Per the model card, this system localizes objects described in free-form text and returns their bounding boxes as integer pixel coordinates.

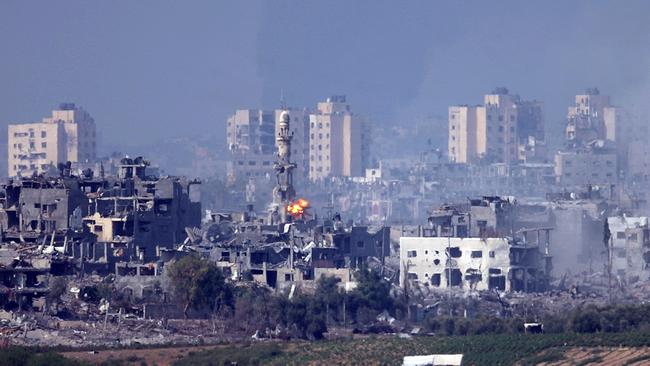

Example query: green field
[173,331,650,366]
[4,331,650,365]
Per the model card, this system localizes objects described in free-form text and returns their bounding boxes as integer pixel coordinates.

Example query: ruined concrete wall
[608,216,650,282]
[19,188,70,231]
[399,237,511,292]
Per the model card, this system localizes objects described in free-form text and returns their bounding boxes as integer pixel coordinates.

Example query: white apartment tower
[8,103,96,177]
[309,96,369,181]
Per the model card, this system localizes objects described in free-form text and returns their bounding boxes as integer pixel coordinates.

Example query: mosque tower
[270,111,297,223]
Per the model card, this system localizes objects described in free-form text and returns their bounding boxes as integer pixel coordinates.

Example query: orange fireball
[287,198,310,218]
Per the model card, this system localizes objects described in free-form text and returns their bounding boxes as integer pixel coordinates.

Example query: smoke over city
[1,2,650,365]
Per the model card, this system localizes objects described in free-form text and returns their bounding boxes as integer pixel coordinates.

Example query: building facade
[8,103,96,177]
[227,108,311,182]
[554,89,623,187]
[400,197,552,293]
[226,109,276,181]
[566,88,620,147]
[309,96,369,181]
[448,88,544,165]
[607,216,650,283]
[554,150,617,186]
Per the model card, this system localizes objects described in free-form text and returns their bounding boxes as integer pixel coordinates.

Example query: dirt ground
[539,347,650,365]
[62,345,222,366]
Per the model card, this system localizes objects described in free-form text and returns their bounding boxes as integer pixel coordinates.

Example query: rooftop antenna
[280,88,286,109]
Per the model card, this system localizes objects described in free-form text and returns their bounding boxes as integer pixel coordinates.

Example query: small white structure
[403,354,463,366]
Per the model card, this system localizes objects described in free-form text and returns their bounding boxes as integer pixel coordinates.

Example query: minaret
[270,111,297,223]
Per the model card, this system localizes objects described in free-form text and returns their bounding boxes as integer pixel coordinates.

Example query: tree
[46,277,68,312]
[167,255,231,318]
[315,275,344,323]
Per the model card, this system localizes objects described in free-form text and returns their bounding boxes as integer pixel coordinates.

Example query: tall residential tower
[8,103,96,177]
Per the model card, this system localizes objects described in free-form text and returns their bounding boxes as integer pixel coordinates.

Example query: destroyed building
[200,208,390,290]
[0,154,201,308]
[81,157,201,271]
[607,215,650,283]
[400,196,552,292]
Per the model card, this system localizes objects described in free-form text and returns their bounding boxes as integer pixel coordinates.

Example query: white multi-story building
[399,236,549,293]
[8,103,96,177]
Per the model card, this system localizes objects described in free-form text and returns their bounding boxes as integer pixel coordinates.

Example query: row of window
[237,161,272,166]
[311,122,330,129]
[310,133,330,139]
[13,164,50,171]
[406,249,496,259]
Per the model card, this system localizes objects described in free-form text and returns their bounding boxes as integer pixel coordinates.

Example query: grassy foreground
[3,331,650,365]
[173,331,650,366]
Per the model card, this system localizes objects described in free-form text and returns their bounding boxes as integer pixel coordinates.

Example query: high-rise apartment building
[566,88,621,147]
[308,96,369,181]
[448,88,544,165]
[8,103,96,177]
[554,89,623,186]
[226,109,276,180]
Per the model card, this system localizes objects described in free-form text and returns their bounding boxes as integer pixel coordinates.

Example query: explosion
[287,198,310,218]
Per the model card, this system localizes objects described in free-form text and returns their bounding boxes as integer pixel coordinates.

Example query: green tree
[167,255,231,318]
[315,275,344,323]
[46,276,68,312]
[347,268,394,324]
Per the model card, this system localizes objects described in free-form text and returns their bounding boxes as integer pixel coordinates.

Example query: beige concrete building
[448,105,481,163]
[555,89,624,187]
[566,88,621,147]
[448,88,544,164]
[226,109,276,181]
[8,103,96,177]
[554,150,617,186]
[309,96,369,181]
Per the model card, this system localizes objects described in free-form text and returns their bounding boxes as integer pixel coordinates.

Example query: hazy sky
[1,0,649,149]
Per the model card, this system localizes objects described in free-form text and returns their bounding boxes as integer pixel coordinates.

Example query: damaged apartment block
[400,196,552,293]
[0,157,200,310]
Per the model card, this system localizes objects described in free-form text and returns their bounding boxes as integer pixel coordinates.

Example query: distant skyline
[1,0,649,150]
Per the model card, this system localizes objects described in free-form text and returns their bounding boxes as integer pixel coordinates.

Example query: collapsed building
[198,205,390,290]
[400,196,552,293]
[82,157,201,271]
[0,157,201,309]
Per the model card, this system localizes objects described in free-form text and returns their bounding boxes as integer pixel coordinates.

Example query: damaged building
[607,216,650,283]
[0,156,201,296]
[82,157,201,270]
[199,210,390,290]
[400,196,552,292]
